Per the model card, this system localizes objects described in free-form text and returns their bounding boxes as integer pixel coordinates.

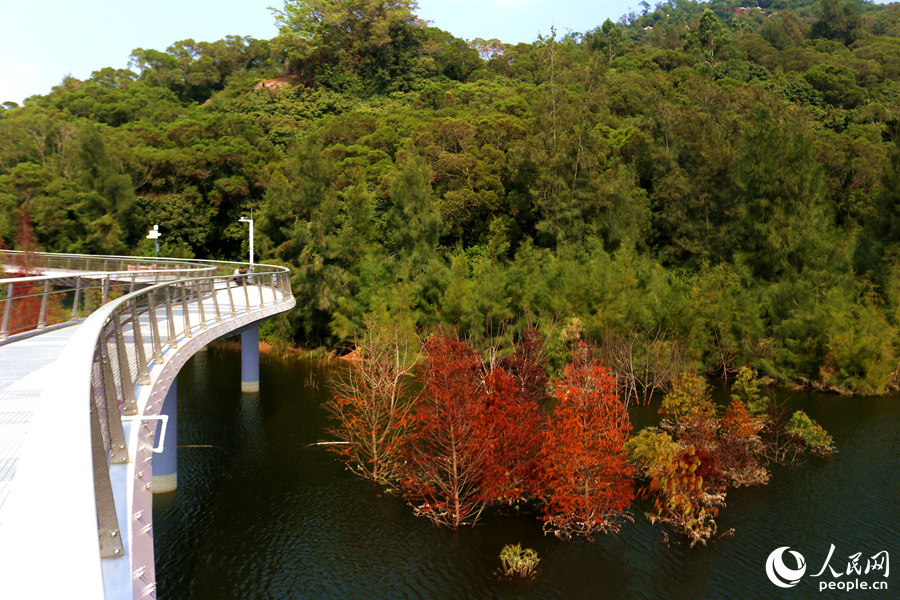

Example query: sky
[0,0,628,106]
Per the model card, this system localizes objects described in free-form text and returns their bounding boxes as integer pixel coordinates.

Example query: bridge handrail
[86,265,292,551]
[0,250,287,342]
[0,251,293,598]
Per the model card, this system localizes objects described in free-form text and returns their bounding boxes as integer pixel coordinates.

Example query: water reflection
[155,348,900,599]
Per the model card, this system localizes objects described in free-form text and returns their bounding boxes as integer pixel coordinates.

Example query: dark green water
[154,347,899,599]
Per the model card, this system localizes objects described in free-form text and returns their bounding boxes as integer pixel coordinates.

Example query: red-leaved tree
[401,332,493,528]
[540,356,634,539]
[718,398,769,486]
[499,328,550,407]
[479,367,545,505]
[3,209,58,336]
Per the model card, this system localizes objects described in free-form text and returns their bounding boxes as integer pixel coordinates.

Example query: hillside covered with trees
[2,0,900,394]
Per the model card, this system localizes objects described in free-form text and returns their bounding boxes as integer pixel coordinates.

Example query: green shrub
[499,544,540,579]
[786,410,835,456]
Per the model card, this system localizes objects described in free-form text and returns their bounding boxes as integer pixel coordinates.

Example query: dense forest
[2,0,900,394]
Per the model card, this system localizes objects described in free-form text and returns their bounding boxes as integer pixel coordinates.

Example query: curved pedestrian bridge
[0,251,295,599]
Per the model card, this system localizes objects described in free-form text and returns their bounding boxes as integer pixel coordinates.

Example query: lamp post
[146,224,160,258]
[238,214,254,274]
[238,213,260,392]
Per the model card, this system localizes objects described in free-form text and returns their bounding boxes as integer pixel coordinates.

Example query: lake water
[153,347,899,599]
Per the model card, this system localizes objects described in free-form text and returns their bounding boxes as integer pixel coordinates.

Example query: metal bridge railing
[83,267,292,560]
[0,250,230,342]
[0,251,294,581]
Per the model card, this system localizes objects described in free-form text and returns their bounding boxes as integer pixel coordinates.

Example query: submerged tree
[401,332,493,528]
[540,355,634,539]
[645,444,726,547]
[479,366,545,505]
[636,373,728,545]
[601,326,685,407]
[325,320,419,482]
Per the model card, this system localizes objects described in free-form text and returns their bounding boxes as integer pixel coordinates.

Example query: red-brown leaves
[720,399,762,438]
[540,359,634,539]
[479,367,545,504]
[499,328,550,407]
[646,445,724,547]
[400,332,546,527]
[328,329,638,540]
[401,333,492,528]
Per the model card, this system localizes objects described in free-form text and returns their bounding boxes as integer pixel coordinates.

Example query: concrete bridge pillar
[241,324,260,393]
[153,381,178,494]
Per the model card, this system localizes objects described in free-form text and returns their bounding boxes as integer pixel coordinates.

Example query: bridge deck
[0,252,295,600]
[0,327,79,518]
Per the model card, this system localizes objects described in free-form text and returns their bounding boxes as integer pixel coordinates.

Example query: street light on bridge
[146,224,160,258]
[238,214,254,274]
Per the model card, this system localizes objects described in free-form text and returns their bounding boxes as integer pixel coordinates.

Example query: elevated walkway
[0,252,295,599]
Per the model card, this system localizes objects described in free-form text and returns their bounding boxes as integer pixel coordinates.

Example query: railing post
[257,275,265,309]
[212,278,222,323]
[281,273,291,302]
[131,300,151,385]
[226,279,236,317]
[242,275,250,313]
[180,282,192,339]
[196,279,207,330]
[99,339,130,464]
[71,276,82,321]
[37,280,50,329]
[129,273,136,295]
[164,286,177,349]
[102,274,110,305]
[0,282,12,340]
[148,291,164,363]
[90,396,124,559]
[113,312,138,415]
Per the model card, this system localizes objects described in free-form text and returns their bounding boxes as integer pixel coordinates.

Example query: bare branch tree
[601,326,685,407]
[325,319,421,483]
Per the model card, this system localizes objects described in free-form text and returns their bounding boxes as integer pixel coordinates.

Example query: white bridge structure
[0,251,295,599]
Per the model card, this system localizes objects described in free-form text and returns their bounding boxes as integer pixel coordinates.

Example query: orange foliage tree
[401,332,493,528]
[400,331,548,527]
[646,445,726,547]
[479,366,545,505]
[540,356,634,539]
[718,398,769,486]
